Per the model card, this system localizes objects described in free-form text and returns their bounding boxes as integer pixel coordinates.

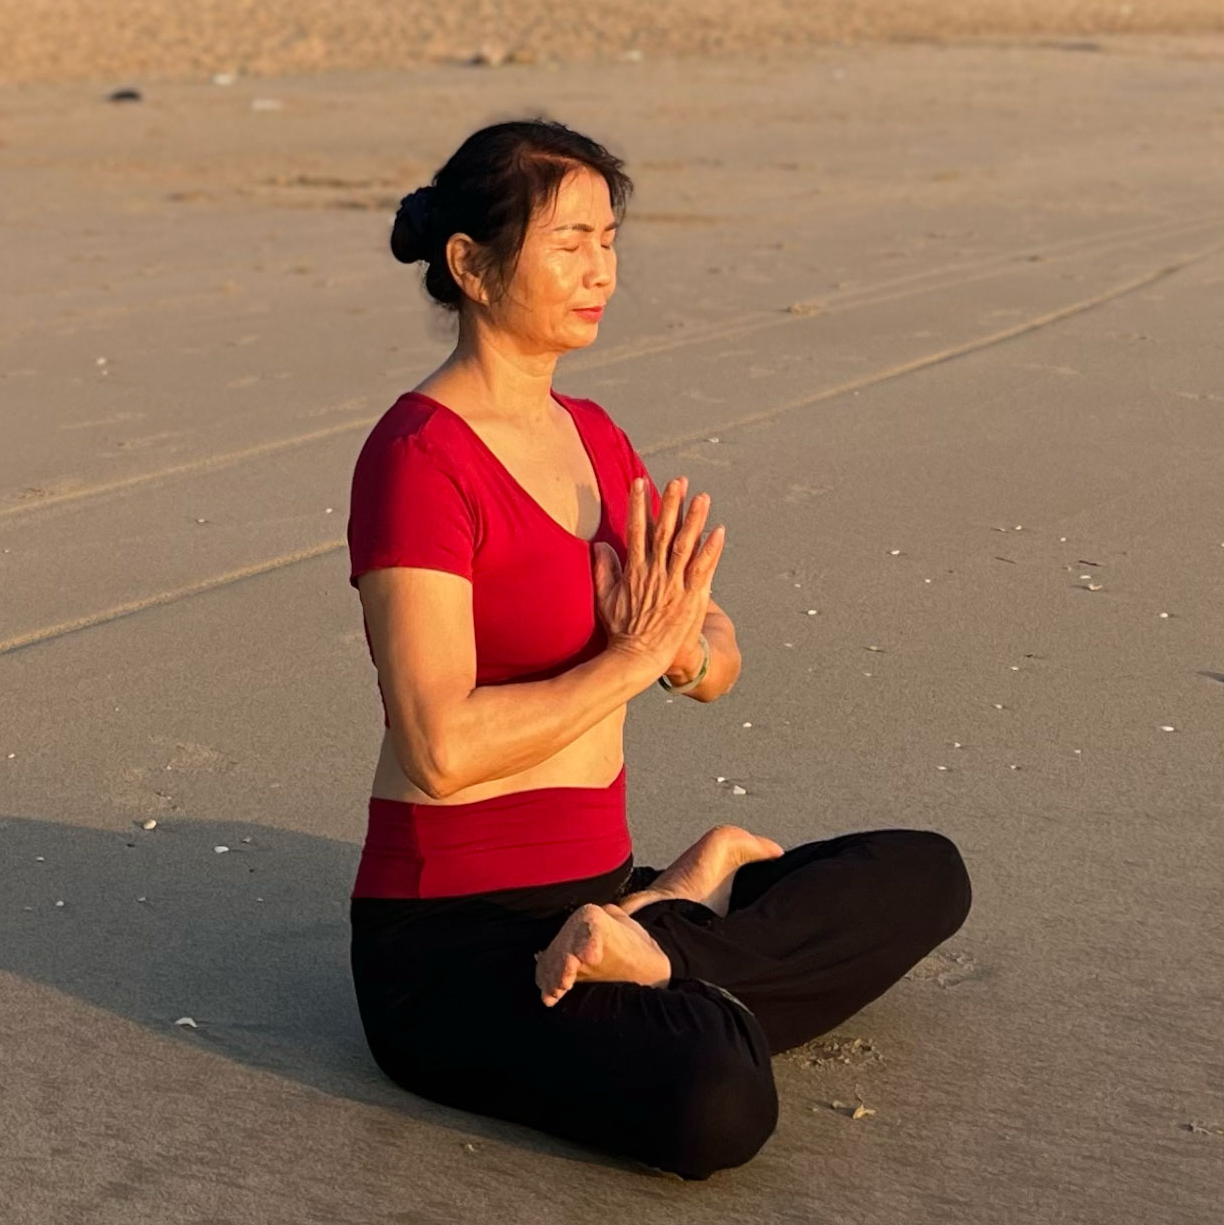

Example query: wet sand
[3,26,1224,1225]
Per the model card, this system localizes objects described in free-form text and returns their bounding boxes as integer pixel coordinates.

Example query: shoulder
[554,390,634,455]
[355,392,474,473]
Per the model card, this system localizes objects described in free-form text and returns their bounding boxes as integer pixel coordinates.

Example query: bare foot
[617,824,785,919]
[534,903,672,1008]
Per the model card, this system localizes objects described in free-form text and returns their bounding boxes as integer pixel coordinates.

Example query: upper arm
[358,568,474,794]
[348,429,478,793]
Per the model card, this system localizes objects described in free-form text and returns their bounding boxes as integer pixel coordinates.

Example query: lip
[574,306,604,318]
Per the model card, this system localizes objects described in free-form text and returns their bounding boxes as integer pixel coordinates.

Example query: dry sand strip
[3,0,1224,84]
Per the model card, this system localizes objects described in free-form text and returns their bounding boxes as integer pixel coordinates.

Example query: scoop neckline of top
[403,388,608,546]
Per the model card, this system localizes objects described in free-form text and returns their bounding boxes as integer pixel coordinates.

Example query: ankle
[617,889,674,917]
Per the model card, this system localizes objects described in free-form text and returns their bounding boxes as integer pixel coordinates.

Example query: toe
[559,952,580,992]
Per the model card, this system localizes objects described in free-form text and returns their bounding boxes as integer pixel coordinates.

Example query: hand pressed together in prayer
[592,475,724,682]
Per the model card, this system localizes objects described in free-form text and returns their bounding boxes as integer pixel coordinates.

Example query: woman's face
[475,165,618,355]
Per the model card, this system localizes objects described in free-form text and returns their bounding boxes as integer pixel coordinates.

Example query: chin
[564,327,600,351]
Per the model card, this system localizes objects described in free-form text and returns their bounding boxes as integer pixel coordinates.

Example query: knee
[898,830,973,942]
[652,1045,778,1180]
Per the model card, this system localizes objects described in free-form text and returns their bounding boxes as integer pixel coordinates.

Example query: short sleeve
[347,431,476,588]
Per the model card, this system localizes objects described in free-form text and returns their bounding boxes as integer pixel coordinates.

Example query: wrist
[659,633,711,695]
[664,644,704,684]
[605,638,667,685]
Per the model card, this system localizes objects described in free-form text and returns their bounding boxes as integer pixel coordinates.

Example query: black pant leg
[350,895,778,1180]
[631,828,972,1055]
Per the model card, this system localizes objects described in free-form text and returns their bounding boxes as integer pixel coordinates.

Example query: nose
[587,246,615,290]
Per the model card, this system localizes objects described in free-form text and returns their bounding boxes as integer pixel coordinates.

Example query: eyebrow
[552,222,620,233]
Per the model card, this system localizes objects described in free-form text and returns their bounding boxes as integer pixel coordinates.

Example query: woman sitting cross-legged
[346,116,972,1181]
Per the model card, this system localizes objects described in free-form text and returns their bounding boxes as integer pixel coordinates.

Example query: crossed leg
[533,825,783,1007]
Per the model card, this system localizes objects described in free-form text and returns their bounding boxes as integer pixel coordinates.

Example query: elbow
[392,733,456,800]
[420,765,459,800]
[422,734,466,798]
[413,766,452,800]
[704,650,742,703]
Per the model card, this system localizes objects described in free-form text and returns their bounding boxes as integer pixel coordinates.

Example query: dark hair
[390,117,634,313]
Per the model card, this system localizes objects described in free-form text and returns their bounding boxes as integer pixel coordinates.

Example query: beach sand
[3,0,1224,83]
[2,14,1224,1225]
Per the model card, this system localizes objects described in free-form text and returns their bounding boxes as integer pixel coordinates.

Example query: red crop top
[346,388,663,898]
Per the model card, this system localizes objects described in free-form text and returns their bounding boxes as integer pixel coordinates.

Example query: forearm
[433,646,655,796]
[663,615,741,703]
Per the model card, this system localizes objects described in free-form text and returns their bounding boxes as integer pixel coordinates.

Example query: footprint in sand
[783,481,834,504]
[147,737,237,772]
[675,444,732,468]
[107,765,182,814]
[784,1033,885,1070]
[106,741,237,812]
[905,946,985,988]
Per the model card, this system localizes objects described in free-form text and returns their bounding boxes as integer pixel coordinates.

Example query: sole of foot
[535,903,672,1008]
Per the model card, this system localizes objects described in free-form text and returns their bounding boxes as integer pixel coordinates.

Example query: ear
[446,233,490,306]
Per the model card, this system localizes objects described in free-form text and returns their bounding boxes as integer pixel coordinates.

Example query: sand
[3,16,1224,1225]
[3,0,1224,84]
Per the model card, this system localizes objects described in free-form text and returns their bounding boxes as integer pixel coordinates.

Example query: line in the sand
[4,210,1222,522]
[3,242,1219,657]
[0,540,343,655]
[642,241,1224,452]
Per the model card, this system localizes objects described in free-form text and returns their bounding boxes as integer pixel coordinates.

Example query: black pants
[350,828,972,1180]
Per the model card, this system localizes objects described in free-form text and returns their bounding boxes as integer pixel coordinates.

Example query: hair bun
[391,186,436,264]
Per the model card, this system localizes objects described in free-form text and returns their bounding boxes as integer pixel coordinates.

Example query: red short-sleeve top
[347,389,663,727]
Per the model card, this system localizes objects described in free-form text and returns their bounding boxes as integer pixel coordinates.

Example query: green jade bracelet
[657,632,711,695]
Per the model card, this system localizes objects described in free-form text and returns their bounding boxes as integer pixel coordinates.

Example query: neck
[442,317,561,426]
